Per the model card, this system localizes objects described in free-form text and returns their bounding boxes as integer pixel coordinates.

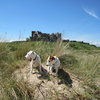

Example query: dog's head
[46,56,55,66]
[25,51,36,61]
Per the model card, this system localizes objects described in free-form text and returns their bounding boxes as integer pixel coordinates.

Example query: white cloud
[83,8,99,20]
[89,41,100,47]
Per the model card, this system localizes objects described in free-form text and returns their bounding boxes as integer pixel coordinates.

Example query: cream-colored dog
[25,51,41,74]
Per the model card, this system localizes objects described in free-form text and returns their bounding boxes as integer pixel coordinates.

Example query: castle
[27,31,62,42]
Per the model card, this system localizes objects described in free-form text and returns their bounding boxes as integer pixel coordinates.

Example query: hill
[0,41,100,100]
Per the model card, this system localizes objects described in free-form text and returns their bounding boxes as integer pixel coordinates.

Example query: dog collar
[33,55,37,60]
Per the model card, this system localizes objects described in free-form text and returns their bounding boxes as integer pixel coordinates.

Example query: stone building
[27,31,62,42]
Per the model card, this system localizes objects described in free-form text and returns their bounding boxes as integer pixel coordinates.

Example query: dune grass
[0,41,100,100]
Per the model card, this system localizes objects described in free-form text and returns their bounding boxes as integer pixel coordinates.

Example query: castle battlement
[27,31,62,42]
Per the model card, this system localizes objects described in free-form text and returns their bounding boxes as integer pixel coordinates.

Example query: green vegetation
[0,41,100,100]
[69,41,97,50]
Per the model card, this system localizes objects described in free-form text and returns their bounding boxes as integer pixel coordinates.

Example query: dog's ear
[29,50,34,54]
[49,56,52,58]
[31,51,35,54]
[52,56,55,60]
[50,56,55,60]
[33,52,37,55]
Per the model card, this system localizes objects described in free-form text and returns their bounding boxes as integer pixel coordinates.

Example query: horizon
[0,0,100,46]
[0,30,100,47]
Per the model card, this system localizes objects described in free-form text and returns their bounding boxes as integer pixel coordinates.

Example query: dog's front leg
[30,65,33,74]
[55,68,58,76]
[30,61,33,74]
[48,66,50,73]
[50,66,53,75]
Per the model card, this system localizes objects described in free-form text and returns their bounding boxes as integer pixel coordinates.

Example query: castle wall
[29,31,62,42]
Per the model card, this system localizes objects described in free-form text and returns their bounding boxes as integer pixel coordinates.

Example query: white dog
[46,56,60,75]
[25,51,42,74]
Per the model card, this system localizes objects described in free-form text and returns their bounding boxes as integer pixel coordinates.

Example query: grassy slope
[0,41,100,100]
